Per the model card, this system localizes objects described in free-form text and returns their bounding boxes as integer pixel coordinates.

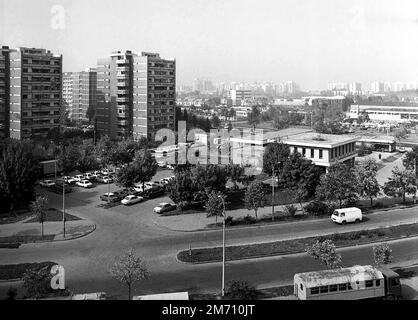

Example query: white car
[133,185,144,193]
[134,182,155,192]
[40,180,56,188]
[74,175,85,182]
[101,168,112,175]
[76,180,94,188]
[84,172,95,180]
[154,202,176,214]
[121,195,144,206]
[167,164,175,170]
[157,161,166,168]
[63,176,77,184]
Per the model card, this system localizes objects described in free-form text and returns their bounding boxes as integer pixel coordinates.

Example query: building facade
[63,68,97,123]
[229,89,252,106]
[96,51,175,140]
[8,47,62,140]
[0,46,10,138]
[348,104,418,123]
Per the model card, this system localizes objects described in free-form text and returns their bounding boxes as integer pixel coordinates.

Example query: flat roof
[132,292,189,300]
[295,265,383,288]
[283,132,358,148]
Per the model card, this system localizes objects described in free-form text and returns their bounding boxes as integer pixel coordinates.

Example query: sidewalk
[0,214,96,243]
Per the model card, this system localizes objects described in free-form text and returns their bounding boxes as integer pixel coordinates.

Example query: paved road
[1,171,418,298]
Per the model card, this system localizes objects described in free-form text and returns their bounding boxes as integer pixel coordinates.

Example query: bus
[294,265,402,300]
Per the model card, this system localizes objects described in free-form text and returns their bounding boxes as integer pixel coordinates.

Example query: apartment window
[338,283,347,291]
[302,148,306,156]
[329,285,338,292]
[330,149,333,159]
[319,149,323,159]
[375,280,381,286]
[320,286,329,293]
[310,149,314,158]
[294,147,297,154]
[365,280,374,288]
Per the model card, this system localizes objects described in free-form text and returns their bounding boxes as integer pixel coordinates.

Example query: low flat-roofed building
[348,104,418,123]
[132,292,189,300]
[282,132,357,168]
[357,134,397,152]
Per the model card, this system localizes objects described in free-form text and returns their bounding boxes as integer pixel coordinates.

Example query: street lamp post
[218,195,226,297]
[62,181,65,238]
[272,167,275,221]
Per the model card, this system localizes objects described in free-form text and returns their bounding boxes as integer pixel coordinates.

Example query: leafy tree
[403,146,418,171]
[115,164,140,189]
[132,150,158,191]
[247,106,261,130]
[294,186,308,214]
[77,141,100,173]
[86,104,96,124]
[316,162,359,208]
[30,195,49,238]
[94,135,115,166]
[280,152,323,198]
[205,191,225,224]
[167,169,196,207]
[225,164,245,190]
[0,139,40,213]
[57,144,80,174]
[225,280,258,300]
[383,166,417,204]
[244,180,266,220]
[373,243,393,266]
[356,159,381,206]
[306,240,342,269]
[211,115,221,129]
[109,249,150,300]
[262,142,290,175]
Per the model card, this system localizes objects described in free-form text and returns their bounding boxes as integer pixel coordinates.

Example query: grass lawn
[0,234,55,244]
[178,223,418,264]
[0,209,32,225]
[0,262,57,280]
[24,208,81,223]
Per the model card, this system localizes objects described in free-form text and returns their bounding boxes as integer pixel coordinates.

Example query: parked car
[63,176,77,184]
[167,164,175,170]
[112,189,131,199]
[100,192,121,202]
[101,168,113,175]
[84,172,95,180]
[121,195,144,206]
[331,207,362,225]
[144,188,165,199]
[157,161,166,168]
[154,203,177,214]
[40,180,55,188]
[76,180,94,188]
[74,175,85,182]
[52,181,73,194]
[97,175,113,184]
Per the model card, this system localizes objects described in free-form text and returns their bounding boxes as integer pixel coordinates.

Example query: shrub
[284,204,298,217]
[304,201,331,216]
[243,215,256,225]
[224,280,259,300]
[225,216,233,226]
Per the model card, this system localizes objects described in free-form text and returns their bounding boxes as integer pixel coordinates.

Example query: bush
[243,215,256,225]
[225,216,233,226]
[224,280,259,300]
[284,204,298,217]
[304,201,331,216]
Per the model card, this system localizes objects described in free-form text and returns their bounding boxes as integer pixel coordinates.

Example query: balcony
[116,59,129,64]
[116,97,129,103]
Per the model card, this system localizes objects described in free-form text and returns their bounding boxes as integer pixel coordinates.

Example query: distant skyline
[1,0,418,90]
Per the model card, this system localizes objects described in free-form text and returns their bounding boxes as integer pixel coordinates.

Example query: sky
[1,0,418,90]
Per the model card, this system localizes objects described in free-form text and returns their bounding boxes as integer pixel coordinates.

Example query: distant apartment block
[348,82,362,95]
[229,89,252,106]
[96,51,175,140]
[348,104,418,123]
[63,69,97,123]
[0,46,10,138]
[6,47,62,140]
[370,82,384,93]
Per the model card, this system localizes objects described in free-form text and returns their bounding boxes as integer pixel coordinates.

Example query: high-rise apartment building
[370,81,384,93]
[63,69,97,123]
[348,82,362,95]
[96,51,175,140]
[0,46,10,138]
[8,47,62,140]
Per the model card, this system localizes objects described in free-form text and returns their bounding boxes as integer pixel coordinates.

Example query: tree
[273,112,290,130]
[132,149,158,191]
[86,104,96,124]
[57,144,80,175]
[373,243,393,266]
[226,164,245,190]
[247,106,261,130]
[356,159,381,206]
[403,146,418,171]
[191,164,228,200]
[316,162,359,208]
[244,180,266,220]
[262,142,290,175]
[211,115,221,129]
[110,249,150,300]
[167,169,196,208]
[94,135,115,166]
[383,166,417,204]
[205,191,225,224]
[225,280,258,300]
[306,240,342,269]
[294,186,308,214]
[0,139,40,214]
[30,195,49,238]
[111,139,142,167]
[280,152,323,198]
[77,141,100,173]
[115,164,140,189]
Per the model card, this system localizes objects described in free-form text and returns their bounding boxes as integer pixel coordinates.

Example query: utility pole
[218,195,226,297]
[62,179,66,238]
[272,167,275,221]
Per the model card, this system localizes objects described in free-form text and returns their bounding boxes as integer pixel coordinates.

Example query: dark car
[51,181,73,194]
[143,188,165,199]
[100,193,121,202]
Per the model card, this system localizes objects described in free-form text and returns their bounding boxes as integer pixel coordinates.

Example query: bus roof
[294,265,383,288]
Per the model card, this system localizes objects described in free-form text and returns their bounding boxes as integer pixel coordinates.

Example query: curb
[0,223,96,247]
[158,205,418,233]
[177,224,418,265]
[0,278,21,283]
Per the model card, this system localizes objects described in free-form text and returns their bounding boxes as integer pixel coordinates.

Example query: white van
[331,207,362,225]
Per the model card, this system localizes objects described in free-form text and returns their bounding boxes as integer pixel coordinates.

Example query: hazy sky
[1,0,418,90]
